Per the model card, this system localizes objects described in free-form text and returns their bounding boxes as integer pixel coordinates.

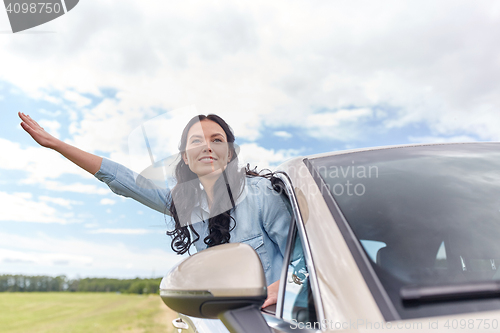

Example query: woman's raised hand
[18,112,102,175]
[19,112,59,149]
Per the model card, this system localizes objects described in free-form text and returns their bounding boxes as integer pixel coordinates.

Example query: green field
[0,293,177,333]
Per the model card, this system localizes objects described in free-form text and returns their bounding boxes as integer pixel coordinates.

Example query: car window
[282,231,318,325]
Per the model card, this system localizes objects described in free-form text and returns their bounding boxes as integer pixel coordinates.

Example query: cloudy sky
[1,0,499,278]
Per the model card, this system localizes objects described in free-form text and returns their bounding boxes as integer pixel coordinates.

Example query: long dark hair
[166,114,271,255]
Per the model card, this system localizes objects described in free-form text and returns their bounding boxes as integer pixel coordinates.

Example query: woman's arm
[261,183,293,308]
[19,112,102,175]
[96,158,171,214]
[19,112,170,214]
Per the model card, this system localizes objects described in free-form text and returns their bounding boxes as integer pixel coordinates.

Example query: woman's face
[182,119,232,178]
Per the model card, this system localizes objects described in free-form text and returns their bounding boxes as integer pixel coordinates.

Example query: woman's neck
[199,175,217,208]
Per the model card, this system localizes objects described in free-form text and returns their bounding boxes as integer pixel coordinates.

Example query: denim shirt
[94,158,292,285]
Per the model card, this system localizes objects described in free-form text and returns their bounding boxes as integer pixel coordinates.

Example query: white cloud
[99,198,116,205]
[0,137,94,183]
[1,248,92,267]
[0,231,184,278]
[125,106,198,172]
[307,109,372,127]
[238,143,301,170]
[88,228,156,235]
[63,91,92,108]
[23,179,109,195]
[39,195,83,208]
[39,109,62,117]
[408,135,478,144]
[305,108,374,141]
[274,131,292,139]
[0,138,109,195]
[0,191,72,223]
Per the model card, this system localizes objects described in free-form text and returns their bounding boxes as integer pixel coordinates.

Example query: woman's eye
[213,138,223,143]
[191,139,201,144]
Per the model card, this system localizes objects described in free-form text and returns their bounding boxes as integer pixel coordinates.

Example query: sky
[1,0,499,279]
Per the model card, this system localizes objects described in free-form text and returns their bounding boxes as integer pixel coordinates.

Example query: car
[160,142,500,333]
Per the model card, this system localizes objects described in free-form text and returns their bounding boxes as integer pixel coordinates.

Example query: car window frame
[273,171,325,324]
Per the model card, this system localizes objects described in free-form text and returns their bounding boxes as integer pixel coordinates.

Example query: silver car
[161,142,500,333]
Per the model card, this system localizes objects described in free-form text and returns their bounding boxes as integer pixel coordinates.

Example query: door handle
[172,317,189,332]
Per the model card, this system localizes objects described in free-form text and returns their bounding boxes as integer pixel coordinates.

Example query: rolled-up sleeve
[94,158,171,214]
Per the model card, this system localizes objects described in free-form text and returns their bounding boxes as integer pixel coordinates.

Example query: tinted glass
[310,143,500,318]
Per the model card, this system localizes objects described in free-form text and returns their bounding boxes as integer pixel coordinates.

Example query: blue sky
[1,0,499,278]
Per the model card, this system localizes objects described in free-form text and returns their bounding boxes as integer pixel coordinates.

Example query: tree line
[0,274,162,294]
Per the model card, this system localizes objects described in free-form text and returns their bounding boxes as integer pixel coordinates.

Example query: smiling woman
[18,112,292,308]
[183,119,232,178]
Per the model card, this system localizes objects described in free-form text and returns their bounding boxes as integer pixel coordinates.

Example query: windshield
[310,143,500,319]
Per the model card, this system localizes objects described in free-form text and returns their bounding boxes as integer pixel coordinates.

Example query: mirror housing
[160,243,267,319]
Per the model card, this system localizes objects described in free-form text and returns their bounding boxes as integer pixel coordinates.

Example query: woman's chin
[196,167,224,179]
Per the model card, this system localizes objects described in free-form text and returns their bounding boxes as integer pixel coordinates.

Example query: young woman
[18,112,292,307]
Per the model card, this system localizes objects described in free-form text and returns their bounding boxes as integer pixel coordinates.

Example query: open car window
[282,227,318,325]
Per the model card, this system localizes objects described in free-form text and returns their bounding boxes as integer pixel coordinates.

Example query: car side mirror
[160,243,273,333]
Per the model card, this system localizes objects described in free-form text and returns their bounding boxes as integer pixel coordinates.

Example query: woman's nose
[203,143,212,152]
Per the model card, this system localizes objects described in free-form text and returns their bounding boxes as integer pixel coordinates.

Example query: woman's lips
[199,156,217,163]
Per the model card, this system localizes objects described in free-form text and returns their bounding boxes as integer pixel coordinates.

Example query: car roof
[274,141,499,173]
[302,141,500,160]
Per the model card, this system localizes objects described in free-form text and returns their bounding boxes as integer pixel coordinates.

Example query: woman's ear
[228,149,233,161]
[182,152,188,165]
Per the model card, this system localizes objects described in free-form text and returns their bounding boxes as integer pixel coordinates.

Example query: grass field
[0,292,178,333]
